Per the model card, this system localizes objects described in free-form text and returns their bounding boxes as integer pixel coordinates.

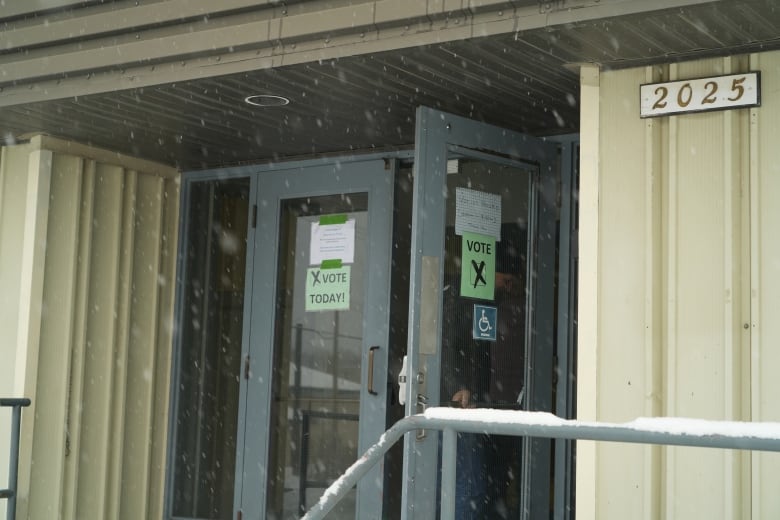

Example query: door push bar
[0,398,31,520]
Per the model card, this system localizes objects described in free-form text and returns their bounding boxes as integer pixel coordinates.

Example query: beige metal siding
[750,51,780,519]
[576,63,600,520]
[580,51,780,519]
[0,137,179,520]
[595,64,663,520]
[0,142,36,520]
[28,153,82,519]
[662,58,749,520]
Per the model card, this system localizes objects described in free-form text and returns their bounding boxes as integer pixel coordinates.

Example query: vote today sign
[306,265,351,311]
[460,231,495,300]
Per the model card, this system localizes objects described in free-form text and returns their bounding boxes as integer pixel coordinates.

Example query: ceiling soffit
[0,0,778,168]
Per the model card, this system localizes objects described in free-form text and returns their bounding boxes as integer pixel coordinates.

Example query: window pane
[171,178,250,518]
[440,159,532,518]
[266,194,368,519]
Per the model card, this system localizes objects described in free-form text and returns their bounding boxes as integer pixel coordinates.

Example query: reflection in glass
[171,178,249,518]
[267,193,368,519]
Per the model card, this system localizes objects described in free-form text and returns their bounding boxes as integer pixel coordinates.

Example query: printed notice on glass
[305,266,351,312]
[455,188,502,241]
[310,218,355,265]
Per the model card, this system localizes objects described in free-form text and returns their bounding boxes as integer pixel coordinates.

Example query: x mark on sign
[471,259,487,288]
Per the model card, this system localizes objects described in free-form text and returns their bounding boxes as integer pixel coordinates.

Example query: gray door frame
[236,159,395,519]
[401,106,559,520]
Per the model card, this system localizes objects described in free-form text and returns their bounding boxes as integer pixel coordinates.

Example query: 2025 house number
[640,72,760,118]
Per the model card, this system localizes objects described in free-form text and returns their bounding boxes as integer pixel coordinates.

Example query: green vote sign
[306,265,351,311]
[460,231,495,300]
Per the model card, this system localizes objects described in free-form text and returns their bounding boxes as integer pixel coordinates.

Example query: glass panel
[266,193,369,520]
[171,178,250,518]
[439,158,532,519]
[382,164,415,520]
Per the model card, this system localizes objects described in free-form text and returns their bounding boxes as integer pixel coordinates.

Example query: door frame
[234,159,396,519]
[167,152,418,520]
[166,133,576,519]
[401,106,560,519]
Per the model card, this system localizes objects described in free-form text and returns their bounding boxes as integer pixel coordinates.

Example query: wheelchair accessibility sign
[472,304,497,341]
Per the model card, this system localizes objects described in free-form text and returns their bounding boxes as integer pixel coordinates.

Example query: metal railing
[302,407,780,520]
[0,398,30,520]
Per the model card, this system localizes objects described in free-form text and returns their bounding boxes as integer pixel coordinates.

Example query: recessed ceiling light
[244,94,290,107]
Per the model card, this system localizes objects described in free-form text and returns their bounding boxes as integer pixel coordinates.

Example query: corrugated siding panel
[751,50,780,519]
[0,137,181,520]
[62,158,95,520]
[596,65,660,520]
[76,162,124,519]
[28,154,83,520]
[0,142,35,520]
[121,173,163,520]
[594,53,759,519]
[148,176,179,520]
[663,57,747,520]
[12,144,52,520]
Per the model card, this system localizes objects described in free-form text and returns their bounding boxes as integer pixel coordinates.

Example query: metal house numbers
[640,72,760,118]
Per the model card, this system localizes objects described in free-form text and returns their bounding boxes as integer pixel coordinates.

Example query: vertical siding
[596,65,661,520]
[588,53,763,519]
[751,51,780,519]
[576,63,600,520]
[0,142,35,520]
[12,144,53,520]
[663,57,748,520]
[77,162,125,519]
[0,136,180,520]
[121,173,165,520]
[148,176,179,520]
[62,160,95,519]
[28,154,83,520]
[62,159,96,520]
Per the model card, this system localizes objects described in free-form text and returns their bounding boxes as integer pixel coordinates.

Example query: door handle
[367,346,379,395]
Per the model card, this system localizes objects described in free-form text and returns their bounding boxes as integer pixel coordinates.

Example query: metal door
[236,159,394,519]
[401,107,559,519]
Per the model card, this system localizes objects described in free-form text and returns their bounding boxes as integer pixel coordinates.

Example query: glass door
[237,160,394,519]
[402,107,559,519]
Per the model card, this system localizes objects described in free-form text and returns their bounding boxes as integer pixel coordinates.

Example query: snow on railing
[302,408,780,520]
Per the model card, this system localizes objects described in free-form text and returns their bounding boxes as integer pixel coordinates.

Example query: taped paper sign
[460,231,495,300]
[310,216,355,265]
[306,266,351,311]
[455,188,502,240]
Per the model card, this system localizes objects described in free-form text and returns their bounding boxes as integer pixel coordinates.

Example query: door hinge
[251,204,257,228]
[237,510,243,520]
[244,355,251,380]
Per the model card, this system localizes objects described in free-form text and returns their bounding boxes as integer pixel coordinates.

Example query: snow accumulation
[423,407,780,440]
[425,407,566,426]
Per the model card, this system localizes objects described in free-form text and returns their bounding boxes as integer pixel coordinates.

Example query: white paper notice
[454,188,502,240]
[310,219,355,265]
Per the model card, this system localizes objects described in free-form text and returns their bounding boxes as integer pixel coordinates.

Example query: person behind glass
[441,229,524,520]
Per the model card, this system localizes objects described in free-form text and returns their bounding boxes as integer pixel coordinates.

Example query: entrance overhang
[1,0,778,168]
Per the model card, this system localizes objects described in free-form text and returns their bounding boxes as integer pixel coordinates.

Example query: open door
[401,107,560,519]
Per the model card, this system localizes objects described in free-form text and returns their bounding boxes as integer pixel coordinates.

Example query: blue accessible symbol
[472,304,497,341]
